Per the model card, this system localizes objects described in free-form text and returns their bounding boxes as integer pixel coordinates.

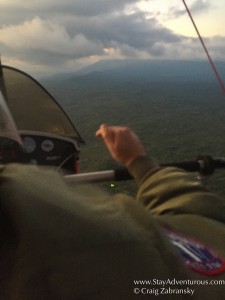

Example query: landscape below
[42,59,225,196]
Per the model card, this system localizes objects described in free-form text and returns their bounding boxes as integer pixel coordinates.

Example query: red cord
[182,0,225,94]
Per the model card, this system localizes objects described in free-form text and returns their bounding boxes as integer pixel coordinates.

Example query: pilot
[0,123,225,299]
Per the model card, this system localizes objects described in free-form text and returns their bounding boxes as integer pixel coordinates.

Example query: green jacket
[129,156,225,298]
[0,159,225,299]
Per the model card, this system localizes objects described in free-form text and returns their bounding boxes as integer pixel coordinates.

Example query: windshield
[2,66,83,142]
[0,90,22,144]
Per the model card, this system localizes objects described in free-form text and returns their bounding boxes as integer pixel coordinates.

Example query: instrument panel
[0,131,80,174]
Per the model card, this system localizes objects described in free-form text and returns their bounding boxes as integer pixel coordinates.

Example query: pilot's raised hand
[96,124,146,167]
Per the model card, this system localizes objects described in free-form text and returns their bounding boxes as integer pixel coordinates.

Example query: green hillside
[43,60,225,197]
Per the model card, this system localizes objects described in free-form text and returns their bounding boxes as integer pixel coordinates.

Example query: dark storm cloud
[66,11,181,53]
[1,0,223,75]
[0,0,138,26]
[0,9,182,67]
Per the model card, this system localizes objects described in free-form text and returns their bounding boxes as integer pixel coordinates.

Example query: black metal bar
[161,160,202,172]
[65,156,225,183]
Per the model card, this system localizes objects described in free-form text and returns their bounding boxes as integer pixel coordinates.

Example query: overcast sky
[0,0,224,76]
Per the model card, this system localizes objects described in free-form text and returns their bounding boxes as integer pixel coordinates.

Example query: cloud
[0,17,104,63]
[0,0,224,76]
[168,0,212,19]
[0,10,182,71]
[191,0,212,13]
[206,36,225,60]
[0,0,139,25]
[68,11,181,51]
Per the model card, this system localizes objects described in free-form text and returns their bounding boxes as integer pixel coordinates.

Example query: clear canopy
[0,89,22,144]
[0,65,83,143]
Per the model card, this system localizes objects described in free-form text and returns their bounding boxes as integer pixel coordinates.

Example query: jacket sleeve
[128,156,225,223]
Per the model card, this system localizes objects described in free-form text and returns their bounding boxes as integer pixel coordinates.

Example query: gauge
[41,139,54,152]
[22,137,36,154]
[22,136,37,154]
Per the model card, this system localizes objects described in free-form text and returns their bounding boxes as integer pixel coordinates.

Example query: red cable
[182,0,225,94]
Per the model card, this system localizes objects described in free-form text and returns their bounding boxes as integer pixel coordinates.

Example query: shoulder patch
[161,227,225,276]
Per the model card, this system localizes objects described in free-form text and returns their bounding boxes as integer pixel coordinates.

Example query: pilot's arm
[96,124,225,222]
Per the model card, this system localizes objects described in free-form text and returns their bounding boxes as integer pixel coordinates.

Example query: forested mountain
[42,59,225,196]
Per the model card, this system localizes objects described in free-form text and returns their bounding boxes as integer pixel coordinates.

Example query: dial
[41,139,54,152]
[22,137,37,154]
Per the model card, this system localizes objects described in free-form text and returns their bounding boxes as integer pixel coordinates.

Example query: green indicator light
[110,183,115,188]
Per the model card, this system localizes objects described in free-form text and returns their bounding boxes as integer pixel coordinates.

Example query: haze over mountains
[43,59,225,196]
[47,59,225,84]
